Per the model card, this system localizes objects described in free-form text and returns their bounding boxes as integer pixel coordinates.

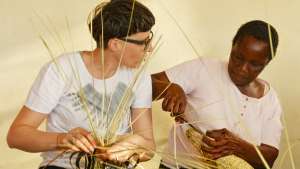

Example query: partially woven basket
[217,155,253,169]
[185,126,253,169]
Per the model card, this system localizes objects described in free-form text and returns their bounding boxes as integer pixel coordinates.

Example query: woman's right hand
[57,127,96,154]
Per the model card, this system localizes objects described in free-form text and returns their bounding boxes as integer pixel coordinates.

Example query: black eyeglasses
[119,31,153,50]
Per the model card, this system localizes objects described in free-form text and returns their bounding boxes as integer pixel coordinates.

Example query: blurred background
[0,0,299,168]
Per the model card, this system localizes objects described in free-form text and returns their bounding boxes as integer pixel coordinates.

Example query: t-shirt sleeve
[25,62,66,114]
[131,72,152,108]
[261,90,283,149]
[165,59,204,94]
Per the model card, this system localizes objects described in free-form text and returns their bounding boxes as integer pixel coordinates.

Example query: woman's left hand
[94,137,142,167]
[201,128,250,160]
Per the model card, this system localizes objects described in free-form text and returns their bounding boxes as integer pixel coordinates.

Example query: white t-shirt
[163,58,282,166]
[25,52,152,168]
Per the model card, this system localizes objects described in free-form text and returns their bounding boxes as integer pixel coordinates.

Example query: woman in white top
[7,0,156,168]
[152,20,282,169]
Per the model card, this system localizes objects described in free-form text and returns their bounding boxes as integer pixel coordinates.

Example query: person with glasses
[7,0,155,168]
[152,20,282,169]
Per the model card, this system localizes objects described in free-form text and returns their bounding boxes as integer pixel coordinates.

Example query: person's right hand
[57,127,96,154]
[162,83,187,116]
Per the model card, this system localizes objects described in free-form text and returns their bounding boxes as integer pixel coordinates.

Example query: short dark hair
[232,20,279,60]
[88,0,155,48]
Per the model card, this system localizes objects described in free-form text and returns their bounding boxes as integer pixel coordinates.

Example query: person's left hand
[201,128,248,160]
[95,139,141,167]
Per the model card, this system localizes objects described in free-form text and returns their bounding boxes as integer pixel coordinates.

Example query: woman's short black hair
[232,20,279,60]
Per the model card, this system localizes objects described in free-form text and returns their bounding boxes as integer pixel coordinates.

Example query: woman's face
[228,35,270,87]
[117,31,153,68]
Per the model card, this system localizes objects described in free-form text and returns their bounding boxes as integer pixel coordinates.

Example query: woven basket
[185,126,253,169]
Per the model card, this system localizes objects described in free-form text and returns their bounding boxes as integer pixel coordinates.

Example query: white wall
[0,0,299,168]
